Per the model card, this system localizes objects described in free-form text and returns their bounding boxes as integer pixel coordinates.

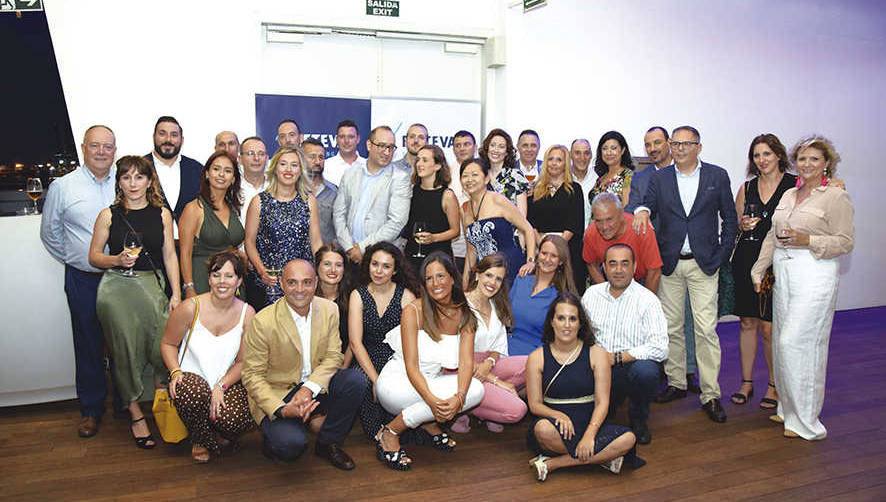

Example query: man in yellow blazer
[242,259,366,470]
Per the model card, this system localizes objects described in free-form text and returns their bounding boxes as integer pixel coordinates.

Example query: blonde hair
[790,135,841,177]
[533,145,574,201]
[266,147,312,201]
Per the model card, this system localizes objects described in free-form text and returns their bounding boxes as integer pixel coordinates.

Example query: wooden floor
[3,308,886,502]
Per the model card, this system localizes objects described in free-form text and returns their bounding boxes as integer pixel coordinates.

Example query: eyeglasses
[669,140,699,150]
[243,150,267,158]
[370,140,397,153]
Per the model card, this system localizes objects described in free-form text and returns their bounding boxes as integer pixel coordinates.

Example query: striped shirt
[581,280,668,362]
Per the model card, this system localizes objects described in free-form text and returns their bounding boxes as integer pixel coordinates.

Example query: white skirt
[772,248,839,440]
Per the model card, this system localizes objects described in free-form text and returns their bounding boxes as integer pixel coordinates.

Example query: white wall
[497,0,886,310]
[44,0,885,309]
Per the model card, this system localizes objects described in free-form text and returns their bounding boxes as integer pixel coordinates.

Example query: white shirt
[324,152,365,187]
[152,152,181,238]
[581,280,668,362]
[285,302,322,397]
[572,168,596,230]
[239,168,269,229]
[468,298,508,356]
[675,160,702,254]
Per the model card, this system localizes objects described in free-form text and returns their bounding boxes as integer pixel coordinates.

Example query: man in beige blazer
[242,259,366,470]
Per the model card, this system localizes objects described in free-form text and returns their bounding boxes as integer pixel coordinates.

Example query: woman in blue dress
[525,293,638,481]
[460,157,536,289]
[244,147,322,308]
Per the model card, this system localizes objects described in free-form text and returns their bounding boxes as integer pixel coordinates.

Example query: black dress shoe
[315,442,355,470]
[702,398,727,423]
[631,421,652,445]
[655,386,687,403]
[686,373,701,394]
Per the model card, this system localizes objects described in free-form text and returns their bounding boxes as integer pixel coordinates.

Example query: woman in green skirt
[89,155,182,449]
[178,150,244,297]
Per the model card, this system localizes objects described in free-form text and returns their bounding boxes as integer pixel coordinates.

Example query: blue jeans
[64,265,108,417]
[610,360,662,424]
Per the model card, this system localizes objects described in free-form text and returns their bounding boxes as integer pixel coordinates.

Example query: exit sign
[367,0,399,17]
[524,0,546,12]
[0,0,43,12]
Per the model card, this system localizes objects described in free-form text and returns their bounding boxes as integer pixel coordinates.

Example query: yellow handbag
[152,298,200,443]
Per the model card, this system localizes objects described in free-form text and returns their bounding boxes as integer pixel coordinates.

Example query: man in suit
[333,125,412,264]
[632,125,737,423]
[242,259,366,470]
[146,116,202,234]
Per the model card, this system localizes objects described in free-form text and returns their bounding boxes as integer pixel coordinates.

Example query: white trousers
[376,360,485,429]
[658,258,722,404]
[772,248,839,440]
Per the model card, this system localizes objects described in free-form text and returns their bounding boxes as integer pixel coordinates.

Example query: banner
[255,94,371,159]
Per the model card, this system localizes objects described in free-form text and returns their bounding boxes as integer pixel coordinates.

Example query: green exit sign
[367,0,399,17]
[0,0,43,12]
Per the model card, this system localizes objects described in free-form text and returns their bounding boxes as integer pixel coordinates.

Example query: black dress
[402,185,454,275]
[731,173,796,321]
[527,182,586,293]
[527,343,634,459]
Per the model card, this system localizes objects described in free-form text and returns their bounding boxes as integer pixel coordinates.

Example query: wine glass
[776,223,794,259]
[413,221,428,258]
[122,231,143,276]
[744,202,762,241]
[25,178,43,215]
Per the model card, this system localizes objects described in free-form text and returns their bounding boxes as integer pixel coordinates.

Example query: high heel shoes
[374,426,411,471]
[730,379,754,405]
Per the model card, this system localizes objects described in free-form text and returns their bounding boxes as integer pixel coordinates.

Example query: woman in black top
[402,145,461,275]
[528,145,587,293]
[89,155,181,450]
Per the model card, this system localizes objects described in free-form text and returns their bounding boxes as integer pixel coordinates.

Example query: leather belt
[679,253,694,260]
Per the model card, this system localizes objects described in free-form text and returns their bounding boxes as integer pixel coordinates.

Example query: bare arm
[177,200,202,298]
[307,194,323,255]
[160,208,182,310]
[88,208,136,270]
[644,268,661,294]
[499,194,537,275]
[429,189,461,243]
[586,262,605,285]
[347,290,379,382]
[402,302,437,407]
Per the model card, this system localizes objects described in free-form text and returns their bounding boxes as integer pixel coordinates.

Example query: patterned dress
[490,167,530,207]
[251,191,312,306]
[588,168,633,216]
[465,217,525,286]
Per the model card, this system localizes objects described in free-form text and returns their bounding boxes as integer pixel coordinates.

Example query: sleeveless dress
[527,182,587,293]
[403,185,454,274]
[731,173,796,321]
[465,217,525,286]
[527,343,633,459]
[192,196,245,294]
[251,191,313,306]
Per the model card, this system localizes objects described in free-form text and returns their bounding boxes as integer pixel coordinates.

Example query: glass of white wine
[413,221,428,258]
[265,264,282,286]
[25,178,43,215]
[122,231,142,277]
[744,202,762,241]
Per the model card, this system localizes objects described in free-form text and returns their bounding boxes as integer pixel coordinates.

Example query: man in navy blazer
[633,125,737,423]
[145,116,203,228]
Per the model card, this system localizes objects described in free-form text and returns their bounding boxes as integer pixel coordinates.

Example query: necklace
[469,191,486,221]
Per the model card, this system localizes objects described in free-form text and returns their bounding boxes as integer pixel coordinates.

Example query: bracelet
[216,382,227,391]
[183,282,195,290]
[169,369,182,380]
[485,356,497,367]
[526,256,535,263]
[492,376,499,385]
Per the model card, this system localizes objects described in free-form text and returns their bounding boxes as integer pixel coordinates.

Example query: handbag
[152,297,200,443]
[759,266,775,318]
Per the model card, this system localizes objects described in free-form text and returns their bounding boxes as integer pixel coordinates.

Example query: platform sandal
[374,426,411,471]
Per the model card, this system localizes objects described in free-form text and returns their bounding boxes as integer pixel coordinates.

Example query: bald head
[215,131,239,159]
[281,259,317,314]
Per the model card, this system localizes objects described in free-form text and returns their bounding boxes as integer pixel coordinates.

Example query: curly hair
[466,252,513,328]
[790,134,841,177]
[479,128,517,170]
[113,155,165,209]
[541,292,594,345]
[594,131,634,177]
[359,241,421,297]
[419,251,477,342]
[199,150,243,213]
[266,147,312,202]
[533,144,574,202]
[747,134,790,177]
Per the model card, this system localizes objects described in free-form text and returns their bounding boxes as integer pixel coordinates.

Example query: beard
[155,141,181,160]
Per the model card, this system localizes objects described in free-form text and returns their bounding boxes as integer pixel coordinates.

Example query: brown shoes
[315,442,355,470]
[78,416,100,438]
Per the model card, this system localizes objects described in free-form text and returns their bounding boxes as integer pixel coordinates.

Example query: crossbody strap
[178,298,200,365]
[113,206,164,289]
[543,343,582,397]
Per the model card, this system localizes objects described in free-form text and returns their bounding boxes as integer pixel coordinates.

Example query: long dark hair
[466,253,513,328]
[314,243,352,348]
[412,144,451,187]
[479,128,517,169]
[199,150,243,213]
[360,241,420,297]
[419,251,477,342]
[114,155,165,209]
[747,133,790,177]
[541,292,594,345]
[594,130,634,177]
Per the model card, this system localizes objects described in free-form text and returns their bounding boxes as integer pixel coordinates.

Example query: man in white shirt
[449,130,477,272]
[582,244,668,444]
[277,119,301,150]
[40,125,118,438]
[391,123,427,174]
[517,129,542,183]
[324,119,365,186]
[570,138,595,229]
[237,136,269,227]
[145,116,203,234]
[214,130,239,160]
[242,259,366,470]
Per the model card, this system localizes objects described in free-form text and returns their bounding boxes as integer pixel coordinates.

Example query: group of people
[38,115,854,480]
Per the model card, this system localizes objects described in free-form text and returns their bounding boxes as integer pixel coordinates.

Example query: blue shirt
[40,165,117,272]
[508,274,558,356]
[352,164,390,243]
